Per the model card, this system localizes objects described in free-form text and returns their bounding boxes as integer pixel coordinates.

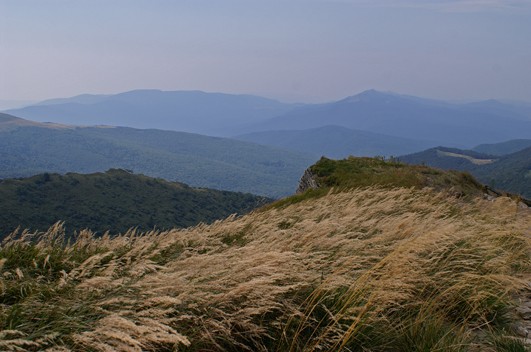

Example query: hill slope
[235,125,437,158]
[0,169,270,238]
[2,158,529,351]
[473,138,531,155]
[0,114,316,197]
[400,146,531,198]
[253,90,531,146]
[477,146,531,198]
[398,147,497,172]
[4,90,299,136]
[0,112,58,130]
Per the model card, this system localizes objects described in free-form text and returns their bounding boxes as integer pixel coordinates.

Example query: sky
[1,0,531,104]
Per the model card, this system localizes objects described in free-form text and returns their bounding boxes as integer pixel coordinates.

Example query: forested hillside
[0,114,315,197]
[0,169,270,238]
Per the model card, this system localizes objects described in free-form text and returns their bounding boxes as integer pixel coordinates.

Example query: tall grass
[1,187,529,351]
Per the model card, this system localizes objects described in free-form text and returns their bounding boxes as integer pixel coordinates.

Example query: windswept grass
[267,156,487,210]
[310,156,485,195]
[1,186,529,351]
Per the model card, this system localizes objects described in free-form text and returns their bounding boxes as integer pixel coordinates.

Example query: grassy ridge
[269,156,485,210]
[0,169,270,238]
[1,159,529,351]
[310,156,484,195]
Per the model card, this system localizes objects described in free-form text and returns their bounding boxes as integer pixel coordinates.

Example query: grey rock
[296,168,319,194]
[483,193,496,201]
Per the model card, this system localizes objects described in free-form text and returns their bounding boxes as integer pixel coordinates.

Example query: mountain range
[251,90,531,147]
[5,89,531,148]
[0,113,315,198]
[2,89,530,199]
[4,90,298,136]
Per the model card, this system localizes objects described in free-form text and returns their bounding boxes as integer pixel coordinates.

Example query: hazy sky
[1,0,531,103]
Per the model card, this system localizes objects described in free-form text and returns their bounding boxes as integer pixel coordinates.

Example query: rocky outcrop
[296,168,320,194]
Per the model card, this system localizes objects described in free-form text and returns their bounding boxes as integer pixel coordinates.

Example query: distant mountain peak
[359,88,381,95]
[341,89,396,103]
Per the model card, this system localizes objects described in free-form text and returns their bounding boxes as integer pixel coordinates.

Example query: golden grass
[1,187,530,351]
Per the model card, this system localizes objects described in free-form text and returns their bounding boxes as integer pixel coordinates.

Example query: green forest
[0,169,270,238]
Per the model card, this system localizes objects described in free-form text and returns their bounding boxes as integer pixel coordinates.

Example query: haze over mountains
[6,89,531,149]
[5,90,297,136]
[252,90,531,147]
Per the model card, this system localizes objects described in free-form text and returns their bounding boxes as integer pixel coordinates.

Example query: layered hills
[2,158,529,351]
[6,89,530,150]
[235,125,437,158]
[0,169,270,238]
[0,113,315,198]
[252,90,531,147]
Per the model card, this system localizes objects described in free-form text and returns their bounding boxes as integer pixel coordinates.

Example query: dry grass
[1,187,530,351]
